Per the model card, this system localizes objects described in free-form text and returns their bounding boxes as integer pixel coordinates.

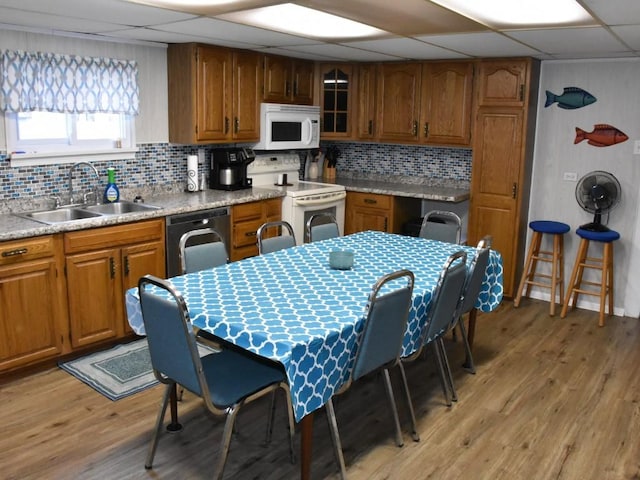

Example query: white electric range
[247,153,346,244]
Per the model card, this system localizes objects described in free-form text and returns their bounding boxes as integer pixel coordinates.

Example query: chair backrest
[458,242,491,316]
[421,250,467,344]
[351,269,415,382]
[306,213,340,242]
[178,227,228,274]
[138,275,207,397]
[419,210,462,244]
[257,220,297,254]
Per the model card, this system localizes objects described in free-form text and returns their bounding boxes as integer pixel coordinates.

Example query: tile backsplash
[0,141,471,207]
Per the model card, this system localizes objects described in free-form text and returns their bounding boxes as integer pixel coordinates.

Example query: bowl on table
[329,250,354,270]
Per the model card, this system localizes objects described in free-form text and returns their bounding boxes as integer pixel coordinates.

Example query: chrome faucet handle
[83,190,97,205]
[50,195,62,208]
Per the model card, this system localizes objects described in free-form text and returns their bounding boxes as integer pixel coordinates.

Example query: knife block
[323,166,336,180]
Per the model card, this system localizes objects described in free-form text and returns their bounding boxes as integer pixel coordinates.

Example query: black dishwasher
[165,207,230,277]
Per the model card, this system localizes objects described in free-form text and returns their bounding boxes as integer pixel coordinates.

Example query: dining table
[126,230,503,479]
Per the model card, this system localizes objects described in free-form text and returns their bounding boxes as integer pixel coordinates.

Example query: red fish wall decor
[574,124,628,147]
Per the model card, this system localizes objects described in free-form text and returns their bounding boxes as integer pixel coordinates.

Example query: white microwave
[253,103,320,150]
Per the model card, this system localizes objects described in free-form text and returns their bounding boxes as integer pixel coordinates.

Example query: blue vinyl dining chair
[257,220,297,254]
[402,250,467,407]
[138,275,296,480]
[178,227,228,274]
[325,269,419,479]
[419,210,463,244]
[305,212,340,243]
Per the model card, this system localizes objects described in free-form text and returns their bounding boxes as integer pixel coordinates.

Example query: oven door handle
[292,191,346,206]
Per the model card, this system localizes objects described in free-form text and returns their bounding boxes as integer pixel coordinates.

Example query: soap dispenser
[103,167,120,203]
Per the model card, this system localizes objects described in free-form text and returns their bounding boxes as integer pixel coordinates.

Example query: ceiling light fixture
[431,0,593,27]
[219,3,387,39]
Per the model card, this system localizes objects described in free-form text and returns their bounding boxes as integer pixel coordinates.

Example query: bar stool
[514,220,570,316]
[560,228,619,327]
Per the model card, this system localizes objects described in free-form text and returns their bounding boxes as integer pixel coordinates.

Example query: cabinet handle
[225,117,229,134]
[512,182,518,199]
[246,231,257,237]
[364,198,377,205]
[412,120,418,137]
[286,81,291,97]
[2,247,28,257]
[109,257,116,279]
[293,81,298,96]
[519,84,524,101]
[368,120,373,135]
[124,255,130,276]
[424,122,429,137]
[234,117,239,134]
[384,218,388,232]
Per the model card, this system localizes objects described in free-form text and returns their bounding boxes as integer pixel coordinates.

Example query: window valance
[0,49,139,115]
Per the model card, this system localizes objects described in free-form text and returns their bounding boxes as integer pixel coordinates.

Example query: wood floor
[2,299,640,480]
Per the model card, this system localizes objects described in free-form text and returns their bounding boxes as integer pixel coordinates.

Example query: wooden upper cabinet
[377,62,422,143]
[420,61,474,146]
[319,63,353,139]
[263,55,314,105]
[168,43,261,144]
[476,60,528,107]
[355,63,377,140]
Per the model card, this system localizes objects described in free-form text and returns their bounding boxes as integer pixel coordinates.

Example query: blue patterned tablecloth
[126,231,503,422]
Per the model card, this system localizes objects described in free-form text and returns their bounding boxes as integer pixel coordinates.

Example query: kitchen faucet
[68,161,100,205]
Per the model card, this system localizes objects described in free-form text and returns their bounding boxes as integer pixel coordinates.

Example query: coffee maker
[209,148,255,190]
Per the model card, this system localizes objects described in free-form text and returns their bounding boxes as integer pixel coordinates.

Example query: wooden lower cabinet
[231,198,281,261]
[345,192,420,235]
[0,235,69,372]
[64,220,165,349]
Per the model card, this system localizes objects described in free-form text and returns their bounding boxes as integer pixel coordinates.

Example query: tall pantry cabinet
[467,58,540,298]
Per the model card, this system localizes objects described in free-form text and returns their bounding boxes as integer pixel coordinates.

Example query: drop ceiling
[1,0,639,61]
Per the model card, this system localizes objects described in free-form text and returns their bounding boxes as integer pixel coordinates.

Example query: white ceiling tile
[283,44,403,62]
[104,27,261,49]
[582,0,640,25]
[611,25,640,50]
[416,32,541,58]
[155,17,319,47]
[254,47,344,61]
[0,7,127,34]
[506,27,629,55]
[343,37,469,59]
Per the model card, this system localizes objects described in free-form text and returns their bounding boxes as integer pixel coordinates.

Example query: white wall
[528,59,640,317]
[0,28,168,147]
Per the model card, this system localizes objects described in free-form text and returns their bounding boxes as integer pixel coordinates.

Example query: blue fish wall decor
[545,87,597,109]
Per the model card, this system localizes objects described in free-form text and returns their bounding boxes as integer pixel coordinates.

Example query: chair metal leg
[457,317,476,374]
[397,362,420,442]
[437,337,457,402]
[280,384,297,464]
[145,383,172,469]
[265,390,277,445]
[325,398,348,480]
[431,342,452,407]
[381,368,404,447]
[213,406,240,480]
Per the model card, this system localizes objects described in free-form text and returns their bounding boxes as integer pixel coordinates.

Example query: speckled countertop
[0,175,469,242]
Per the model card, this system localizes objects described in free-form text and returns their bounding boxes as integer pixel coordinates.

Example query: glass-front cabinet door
[319,64,353,139]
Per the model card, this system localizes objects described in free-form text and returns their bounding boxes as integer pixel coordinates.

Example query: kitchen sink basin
[81,200,161,215]
[14,201,162,225]
[18,207,103,224]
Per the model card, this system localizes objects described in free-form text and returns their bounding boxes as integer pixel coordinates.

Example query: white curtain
[0,49,139,115]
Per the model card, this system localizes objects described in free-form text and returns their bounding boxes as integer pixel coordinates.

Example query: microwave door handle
[301,118,313,145]
[293,191,346,206]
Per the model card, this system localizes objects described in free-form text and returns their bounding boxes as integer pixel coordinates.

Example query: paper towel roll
[187,155,198,192]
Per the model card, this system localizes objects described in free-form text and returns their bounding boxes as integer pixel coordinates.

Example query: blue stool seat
[515,220,570,315]
[561,228,619,326]
[576,228,620,243]
[530,221,571,235]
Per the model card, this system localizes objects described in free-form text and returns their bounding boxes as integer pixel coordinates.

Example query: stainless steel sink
[18,207,103,224]
[81,200,161,215]
[14,201,162,225]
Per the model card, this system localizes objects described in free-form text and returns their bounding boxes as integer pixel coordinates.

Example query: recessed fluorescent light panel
[219,3,387,39]
[431,0,593,28]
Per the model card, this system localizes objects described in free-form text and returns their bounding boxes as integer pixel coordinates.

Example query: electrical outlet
[634,140,640,155]
[563,172,578,181]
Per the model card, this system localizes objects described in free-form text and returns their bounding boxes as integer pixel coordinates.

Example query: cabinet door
[347,209,389,234]
[421,61,473,146]
[468,108,524,297]
[377,63,421,143]
[0,258,66,371]
[196,46,233,141]
[263,55,291,103]
[292,60,314,105]
[232,50,262,141]
[66,248,122,348]
[476,60,528,107]
[355,63,377,139]
[319,64,353,138]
